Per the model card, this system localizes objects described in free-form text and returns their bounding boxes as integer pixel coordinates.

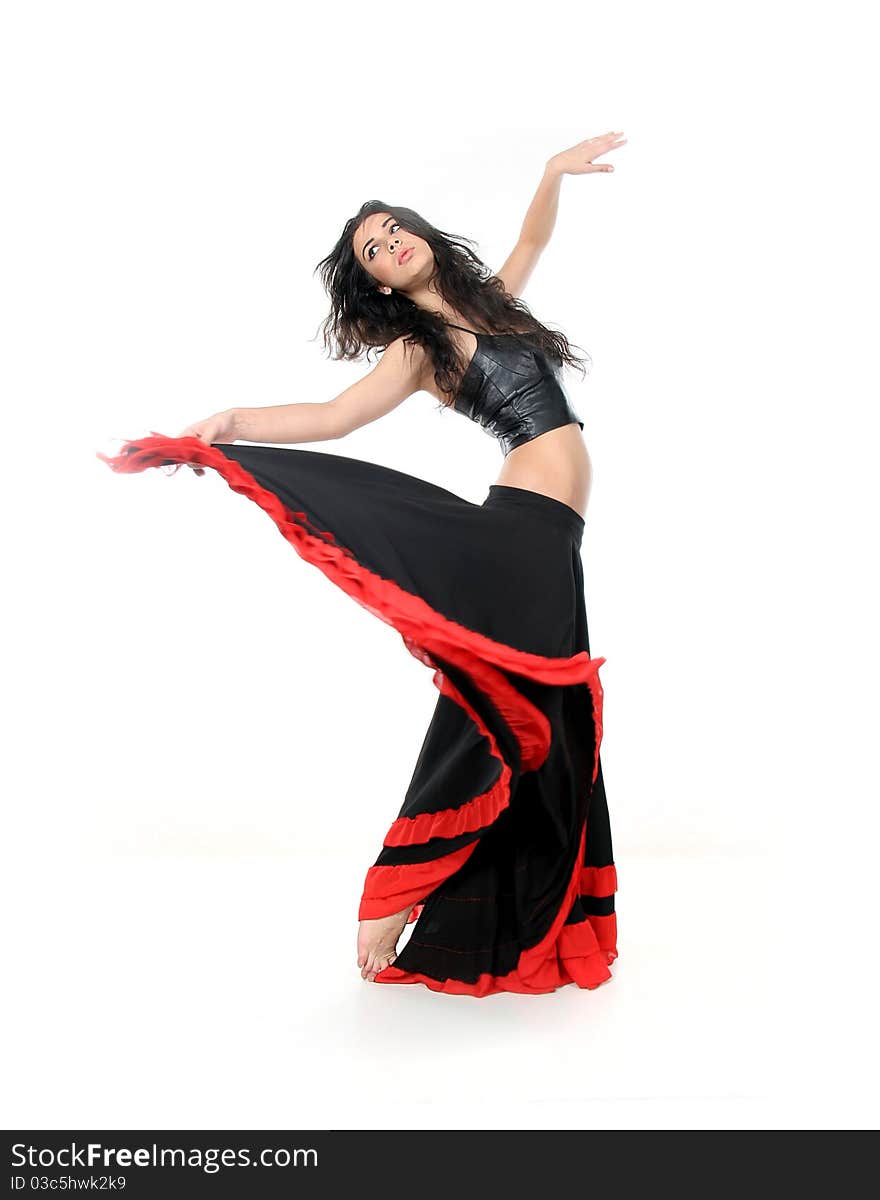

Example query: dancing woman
[98,130,626,997]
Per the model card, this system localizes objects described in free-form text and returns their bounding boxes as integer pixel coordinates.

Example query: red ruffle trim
[381,659,512,848]
[95,437,605,707]
[358,664,513,913]
[97,434,613,991]
[357,844,477,922]
[580,864,618,898]
[376,823,618,996]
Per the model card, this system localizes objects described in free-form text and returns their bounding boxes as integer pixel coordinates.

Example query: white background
[2,0,877,1131]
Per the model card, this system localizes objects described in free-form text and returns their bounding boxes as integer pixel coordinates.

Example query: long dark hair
[313,199,592,408]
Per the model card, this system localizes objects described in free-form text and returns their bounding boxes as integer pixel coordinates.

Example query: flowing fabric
[97,435,617,996]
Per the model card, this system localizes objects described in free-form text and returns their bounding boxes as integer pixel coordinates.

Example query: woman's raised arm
[495,132,626,297]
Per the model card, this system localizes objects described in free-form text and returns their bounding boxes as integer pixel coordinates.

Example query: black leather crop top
[445,324,584,456]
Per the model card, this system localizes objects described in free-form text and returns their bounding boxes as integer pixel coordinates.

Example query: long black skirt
[97,434,618,996]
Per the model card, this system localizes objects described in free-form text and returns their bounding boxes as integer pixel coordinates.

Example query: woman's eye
[369,223,401,260]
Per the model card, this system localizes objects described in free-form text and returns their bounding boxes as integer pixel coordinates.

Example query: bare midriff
[494,423,592,520]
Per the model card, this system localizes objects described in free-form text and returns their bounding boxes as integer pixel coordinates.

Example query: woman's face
[353,212,433,293]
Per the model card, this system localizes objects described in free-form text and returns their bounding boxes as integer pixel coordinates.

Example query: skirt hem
[376,825,617,996]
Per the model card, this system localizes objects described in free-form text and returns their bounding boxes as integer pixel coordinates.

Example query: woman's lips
[398,247,414,265]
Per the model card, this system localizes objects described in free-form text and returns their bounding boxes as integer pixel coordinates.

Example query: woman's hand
[177,409,238,474]
[179,409,238,444]
[548,131,627,176]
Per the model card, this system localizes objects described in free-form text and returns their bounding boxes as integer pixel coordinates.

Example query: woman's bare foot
[357,904,415,982]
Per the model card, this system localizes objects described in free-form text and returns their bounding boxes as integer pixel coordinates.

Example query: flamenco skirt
[97,434,618,996]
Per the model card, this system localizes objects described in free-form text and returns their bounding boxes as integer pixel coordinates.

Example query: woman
[97,131,626,997]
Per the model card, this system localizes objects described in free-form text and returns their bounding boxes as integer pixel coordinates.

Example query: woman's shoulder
[379,333,433,393]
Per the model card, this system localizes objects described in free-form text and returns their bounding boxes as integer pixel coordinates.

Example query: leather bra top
[445,323,584,456]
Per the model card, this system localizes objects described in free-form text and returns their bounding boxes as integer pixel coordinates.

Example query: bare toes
[367,953,395,982]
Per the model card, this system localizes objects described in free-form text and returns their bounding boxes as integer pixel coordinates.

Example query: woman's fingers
[583,132,626,152]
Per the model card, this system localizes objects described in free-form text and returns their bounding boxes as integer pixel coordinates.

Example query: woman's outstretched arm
[495,131,627,297]
[179,336,425,446]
